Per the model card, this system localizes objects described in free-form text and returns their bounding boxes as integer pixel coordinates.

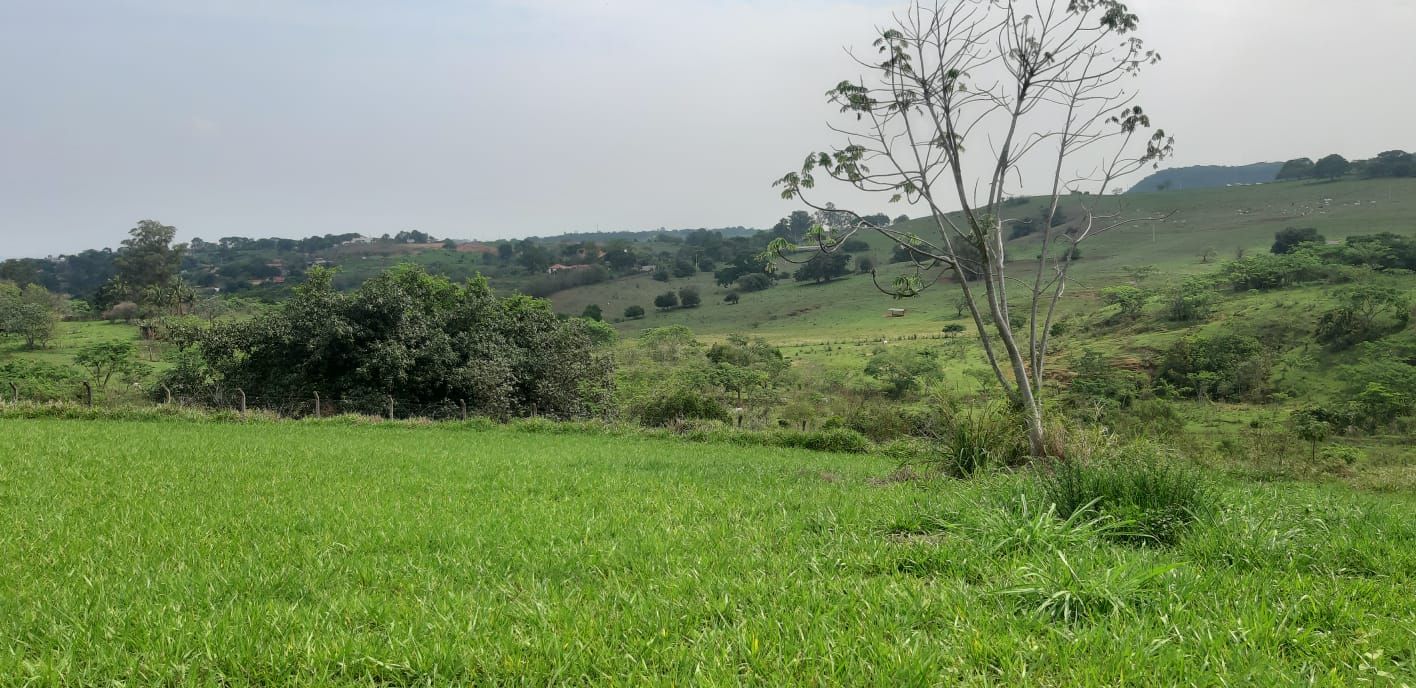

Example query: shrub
[102,301,140,323]
[735,273,773,292]
[637,388,729,427]
[654,291,679,309]
[934,404,1028,477]
[1271,227,1324,255]
[724,292,740,305]
[1038,442,1210,545]
[678,286,701,308]
[1156,333,1270,402]
[1223,252,1325,291]
[623,305,645,319]
[766,427,871,454]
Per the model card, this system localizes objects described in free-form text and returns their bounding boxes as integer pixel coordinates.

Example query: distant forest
[1129,149,1415,193]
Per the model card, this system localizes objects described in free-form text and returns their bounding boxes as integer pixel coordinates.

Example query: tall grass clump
[929,403,1028,477]
[1038,439,1210,545]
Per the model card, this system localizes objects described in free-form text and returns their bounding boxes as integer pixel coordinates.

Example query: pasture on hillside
[549,178,1416,343]
[2,417,1413,685]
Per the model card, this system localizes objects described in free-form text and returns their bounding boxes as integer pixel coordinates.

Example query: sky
[1,0,1413,258]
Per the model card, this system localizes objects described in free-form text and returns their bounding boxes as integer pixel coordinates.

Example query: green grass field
[2,417,1413,685]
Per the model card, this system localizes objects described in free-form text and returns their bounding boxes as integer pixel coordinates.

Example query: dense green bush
[1156,333,1270,402]
[1223,252,1325,291]
[0,360,86,402]
[193,266,613,420]
[637,388,730,427]
[1039,442,1210,545]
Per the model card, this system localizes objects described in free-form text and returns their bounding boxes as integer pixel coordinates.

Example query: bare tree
[772,0,1173,456]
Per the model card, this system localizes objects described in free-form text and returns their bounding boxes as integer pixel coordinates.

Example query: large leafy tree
[114,220,185,301]
[1313,154,1351,180]
[191,266,612,418]
[772,0,1172,455]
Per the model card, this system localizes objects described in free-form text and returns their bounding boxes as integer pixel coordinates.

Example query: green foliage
[636,387,729,426]
[1223,252,1325,291]
[1163,276,1216,322]
[1275,157,1315,180]
[636,326,701,364]
[0,360,86,401]
[735,272,773,292]
[678,286,702,308]
[74,341,143,392]
[1313,285,1411,350]
[723,291,740,305]
[623,304,645,319]
[1039,442,1210,545]
[863,346,939,399]
[1313,153,1351,179]
[1068,350,1145,411]
[1271,227,1324,255]
[792,252,852,283]
[933,405,1028,477]
[1157,333,1270,402]
[581,304,603,321]
[1099,285,1147,321]
[112,220,184,307]
[653,291,679,309]
[194,266,612,419]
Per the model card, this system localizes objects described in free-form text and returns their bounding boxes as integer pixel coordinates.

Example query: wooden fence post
[8,382,16,405]
[459,399,467,421]
[237,389,247,417]
[387,395,395,420]
[313,392,321,418]
[82,381,92,407]
[163,385,173,405]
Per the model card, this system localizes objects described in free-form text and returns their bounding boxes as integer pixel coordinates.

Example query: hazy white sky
[2,0,1413,257]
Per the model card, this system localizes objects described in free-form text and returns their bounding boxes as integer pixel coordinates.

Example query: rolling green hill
[549,177,1416,342]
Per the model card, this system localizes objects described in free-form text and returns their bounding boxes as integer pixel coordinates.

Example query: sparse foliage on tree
[771,0,1173,455]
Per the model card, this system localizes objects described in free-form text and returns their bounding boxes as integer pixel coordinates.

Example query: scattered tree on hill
[1313,154,1351,180]
[735,273,773,293]
[678,286,702,308]
[724,292,740,305]
[654,291,679,309]
[582,304,603,321]
[672,259,697,278]
[864,347,940,399]
[1276,158,1315,180]
[1100,285,1148,321]
[1314,285,1411,351]
[772,0,1173,454]
[1365,150,1415,178]
[856,256,875,273]
[652,267,671,282]
[1289,407,1331,462]
[1272,227,1324,255]
[1200,247,1218,264]
[792,253,852,284]
[624,304,645,319]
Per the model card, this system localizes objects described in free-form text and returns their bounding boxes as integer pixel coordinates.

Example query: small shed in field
[885,308,908,318]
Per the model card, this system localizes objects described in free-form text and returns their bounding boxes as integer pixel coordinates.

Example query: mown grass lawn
[1,418,1413,685]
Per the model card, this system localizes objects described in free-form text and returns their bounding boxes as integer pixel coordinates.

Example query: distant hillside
[1127,162,1283,193]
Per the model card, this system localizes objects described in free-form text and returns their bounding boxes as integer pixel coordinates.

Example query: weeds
[998,551,1183,623]
[1038,440,1211,545]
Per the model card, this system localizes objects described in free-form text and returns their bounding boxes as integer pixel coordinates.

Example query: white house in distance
[547,263,592,275]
